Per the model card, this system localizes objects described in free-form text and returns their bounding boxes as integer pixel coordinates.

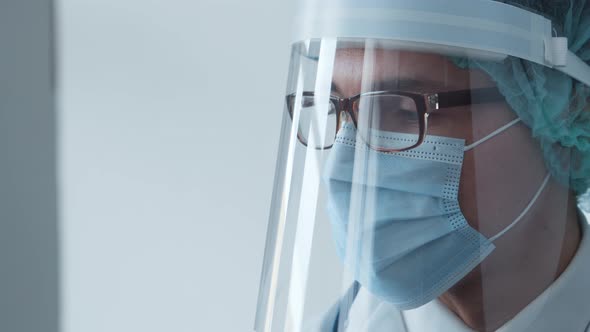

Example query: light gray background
[58,0,293,331]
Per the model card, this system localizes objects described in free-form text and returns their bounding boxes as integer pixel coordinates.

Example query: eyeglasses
[286,87,505,152]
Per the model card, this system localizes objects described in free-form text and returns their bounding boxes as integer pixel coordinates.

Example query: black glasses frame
[286,87,504,152]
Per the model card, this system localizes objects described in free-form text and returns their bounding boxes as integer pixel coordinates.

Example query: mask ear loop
[461,116,551,242]
[342,115,549,242]
[464,118,522,152]
[489,173,551,242]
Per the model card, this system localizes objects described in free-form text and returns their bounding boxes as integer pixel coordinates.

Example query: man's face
[329,48,546,236]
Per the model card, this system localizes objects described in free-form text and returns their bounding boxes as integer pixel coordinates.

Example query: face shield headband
[293,0,590,87]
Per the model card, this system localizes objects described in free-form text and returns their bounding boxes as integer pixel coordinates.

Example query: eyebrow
[331,78,446,97]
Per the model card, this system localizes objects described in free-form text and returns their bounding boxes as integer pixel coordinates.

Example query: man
[255,1,590,331]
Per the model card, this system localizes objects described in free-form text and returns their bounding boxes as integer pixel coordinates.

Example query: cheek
[458,149,481,230]
[454,102,544,234]
[426,106,474,141]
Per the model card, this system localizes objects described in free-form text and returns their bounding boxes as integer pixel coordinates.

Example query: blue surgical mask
[322,121,549,310]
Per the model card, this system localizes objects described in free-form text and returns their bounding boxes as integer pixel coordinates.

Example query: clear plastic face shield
[256,1,590,331]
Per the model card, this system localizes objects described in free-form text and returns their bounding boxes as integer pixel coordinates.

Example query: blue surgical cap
[455,0,590,195]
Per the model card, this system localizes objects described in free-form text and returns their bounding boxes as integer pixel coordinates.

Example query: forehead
[331,48,495,96]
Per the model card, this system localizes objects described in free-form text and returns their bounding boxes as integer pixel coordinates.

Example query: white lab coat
[312,212,590,332]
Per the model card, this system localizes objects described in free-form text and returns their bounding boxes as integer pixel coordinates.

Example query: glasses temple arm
[436,87,505,109]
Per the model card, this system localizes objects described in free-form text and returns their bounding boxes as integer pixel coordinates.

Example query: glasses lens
[353,94,420,150]
[289,94,337,149]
